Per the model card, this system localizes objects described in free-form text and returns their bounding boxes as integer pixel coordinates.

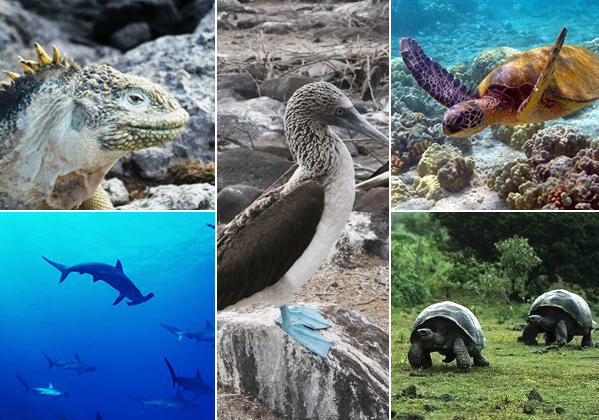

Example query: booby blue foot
[276,306,330,330]
[276,305,332,358]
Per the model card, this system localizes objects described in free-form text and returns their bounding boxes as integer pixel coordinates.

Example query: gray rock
[331,210,389,266]
[237,20,261,30]
[217,149,293,191]
[110,31,215,181]
[217,184,263,224]
[218,304,389,420]
[119,184,214,210]
[354,188,389,212]
[102,178,129,206]
[110,22,152,51]
[260,76,313,103]
[217,96,289,158]
[261,22,294,35]
[195,5,215,34]
[217,72,259,99]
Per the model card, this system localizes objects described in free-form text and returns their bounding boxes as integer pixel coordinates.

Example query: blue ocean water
[0,212,215,420]
[391,0,599,64]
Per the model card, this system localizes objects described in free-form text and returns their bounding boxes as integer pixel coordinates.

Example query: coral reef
[438,156,475,192]
[413,175,443,201]
[470,47,520,84]
[523,125,590,166]
[491,123,544,150]
[488,126,599,210]
[417,144,475,193]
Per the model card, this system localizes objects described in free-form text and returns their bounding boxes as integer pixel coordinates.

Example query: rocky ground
[0,0,215,209]
[391,1,599,210]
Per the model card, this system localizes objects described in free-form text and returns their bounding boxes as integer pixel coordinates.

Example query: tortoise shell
[478,45,599,105]
[529,289,595,332]
[411,301,485,348]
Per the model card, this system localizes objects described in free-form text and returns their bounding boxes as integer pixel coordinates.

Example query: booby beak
[325,107,389,145]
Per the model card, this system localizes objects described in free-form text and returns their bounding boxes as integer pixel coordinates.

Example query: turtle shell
[411,301,485,348]
[529,289,595,331]
[477,45,599,104]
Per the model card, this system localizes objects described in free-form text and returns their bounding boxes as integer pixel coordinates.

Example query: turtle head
[414,328,435,343]
[527,314,555,330]
[442,100,486,137]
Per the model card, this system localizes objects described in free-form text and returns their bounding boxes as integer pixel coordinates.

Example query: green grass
[391,306,599,420]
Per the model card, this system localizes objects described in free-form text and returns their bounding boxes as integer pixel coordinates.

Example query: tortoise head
[442,100,486,137]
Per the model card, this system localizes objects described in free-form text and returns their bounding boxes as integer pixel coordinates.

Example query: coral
[487,159,533,200]
[418,143,466,176]
[391,155,403,175]
[437,156,475,192]
[391,177,411,203]
[471,47,520,84]
[582,38,599,56]
[523,125,590,166]
[448,62,474,91]
[491,123,544,150]
[413,175,443,201]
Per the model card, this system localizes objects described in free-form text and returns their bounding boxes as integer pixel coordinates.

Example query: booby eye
[126,92,147,106]
[335,108,344,116]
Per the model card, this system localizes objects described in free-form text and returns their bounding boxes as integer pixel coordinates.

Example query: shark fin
[206,320,214,330]
[178,332,184,342]
[48,382,53,389]
[164,358,177,388]
[127,394,147,412]
[15,375,29,392]
[92,275,100,282]
[126,292,154,306]
[115,259,123,272]
[206,223,215,229]
[42,257,71,283]
[74,353,80,361]
[176,388,183,398]
[42,350,54,369]
[195,369,202,380]
[96,412,103,420]
[113,293,126,306]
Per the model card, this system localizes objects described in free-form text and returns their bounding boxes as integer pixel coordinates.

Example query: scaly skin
[0,43,189,209]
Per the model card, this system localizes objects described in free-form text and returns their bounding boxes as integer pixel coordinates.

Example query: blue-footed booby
[217,82,388,357]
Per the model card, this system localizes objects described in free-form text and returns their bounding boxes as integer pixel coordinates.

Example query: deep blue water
[0,212,215,420]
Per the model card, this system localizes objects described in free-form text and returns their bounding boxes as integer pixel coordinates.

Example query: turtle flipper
[517,27,567,122]
[400,38,476,108]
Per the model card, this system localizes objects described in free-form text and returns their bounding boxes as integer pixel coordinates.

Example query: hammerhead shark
[164,358,214,400]
[42,350,97,375]
[43,257,154,306]
[49,409,103,420]
[160,321,215,345]
[128,389,200,412]
[15,376,69,401]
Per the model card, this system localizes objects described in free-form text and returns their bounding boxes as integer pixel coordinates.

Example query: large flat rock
[217,304,389,420]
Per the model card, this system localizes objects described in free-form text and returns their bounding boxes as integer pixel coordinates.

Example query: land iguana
[0,43,189,209]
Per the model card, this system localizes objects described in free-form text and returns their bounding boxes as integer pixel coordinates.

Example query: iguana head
[0,44,190,209]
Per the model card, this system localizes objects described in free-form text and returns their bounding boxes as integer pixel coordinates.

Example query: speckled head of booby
[285,82,389,145]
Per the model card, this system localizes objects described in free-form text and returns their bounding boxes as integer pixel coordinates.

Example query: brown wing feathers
[400,38,476,108]
[217,181,325,310]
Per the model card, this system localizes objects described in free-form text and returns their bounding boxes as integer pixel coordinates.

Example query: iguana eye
[126,92,147,106]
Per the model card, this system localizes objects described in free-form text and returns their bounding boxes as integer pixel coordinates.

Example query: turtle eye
[335,108,344,116]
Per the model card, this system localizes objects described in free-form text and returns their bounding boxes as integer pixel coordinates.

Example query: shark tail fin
[164,357,177,389]
[41,350,54,369]
[42,257,71,283]
[15,375,29,392]
[126,292,155,306]
[206,223,215,229]
[96,412,103,420]
[127,394,148,411]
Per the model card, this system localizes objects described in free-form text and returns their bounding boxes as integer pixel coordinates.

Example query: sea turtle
[518,289,596,347]
[408,301,488,371]
[400,27,599,137]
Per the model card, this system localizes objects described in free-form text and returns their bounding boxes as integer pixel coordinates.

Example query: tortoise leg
[544,331,556,346]
[454,337,473,371]
[582,333,594,348]
[422,351,433,369]
[408,343,424,369]
[517,26,567,122]
[471,347,489,367]
[518,323,539,345]
[554,320,568,346]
